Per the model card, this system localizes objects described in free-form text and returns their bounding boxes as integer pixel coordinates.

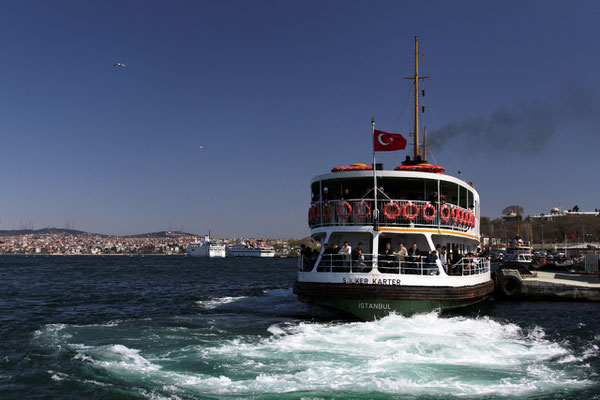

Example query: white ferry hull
[187,245,226,258]
[294,279,493,320]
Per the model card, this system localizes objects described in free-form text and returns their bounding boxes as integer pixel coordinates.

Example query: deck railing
[308,199,476,231]
[299,254,489,277]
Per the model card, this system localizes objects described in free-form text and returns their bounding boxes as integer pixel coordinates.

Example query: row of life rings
[308,202,476,227]
[381,202,476,227]
[449,206,476,227]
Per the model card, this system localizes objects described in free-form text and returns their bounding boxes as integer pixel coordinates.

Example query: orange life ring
[384,202,401,220]
[459,209,466,225]
[354,200,371,219]
[331,165,373,172]
[321,203,333,220]
[422,203,436,221]
[440,204,450,222]
[394,164,445,174]
[402,202,419,220]
[451,207,459,223]
[337,201,352,220]
[308,207,316,224]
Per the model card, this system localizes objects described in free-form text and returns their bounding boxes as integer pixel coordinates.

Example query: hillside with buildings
[0,229,301,256]
[481,207,600,248]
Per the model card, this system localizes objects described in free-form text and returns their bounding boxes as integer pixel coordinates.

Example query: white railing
[308,199,475,231]
[299,254,489,277]
[449,257,490,276]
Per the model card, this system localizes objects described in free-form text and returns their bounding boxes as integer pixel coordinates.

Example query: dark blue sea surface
[0,255,599,399]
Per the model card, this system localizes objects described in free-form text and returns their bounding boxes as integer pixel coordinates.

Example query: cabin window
[440,181,458,206]
[459,186,467,208]
[311,182,320,201]
[317,178,379,201]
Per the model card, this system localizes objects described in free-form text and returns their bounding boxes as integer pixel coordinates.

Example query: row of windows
[311,177,477,211]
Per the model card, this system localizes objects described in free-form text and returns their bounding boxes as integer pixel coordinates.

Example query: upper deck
[308,169,480,236]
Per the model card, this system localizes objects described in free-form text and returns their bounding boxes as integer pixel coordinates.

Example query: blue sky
[1,1,598,237]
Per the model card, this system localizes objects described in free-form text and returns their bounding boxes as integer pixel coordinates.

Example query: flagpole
[372,118,379,231]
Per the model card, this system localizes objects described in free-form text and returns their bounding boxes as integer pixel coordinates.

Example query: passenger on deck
[394,243,408,260]
[428,192,439,204]
[379,242,394,273]
[427,250,439,275]
[311,248,320,264]
[408,243,420,261]
[352,242,367,271]
[450,248,463,275]
[439,246,448,273]
[341,188,351,200]
[300,244,313,270]
[352,242,366,267]
[330,243,341,267]
[357,248,366,267]
[406,243,420,274]
[340,241,352,267]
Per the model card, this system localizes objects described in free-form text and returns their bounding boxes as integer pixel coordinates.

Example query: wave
[195,296,248,310]
[33,312,596,398]
[194,288,327,318]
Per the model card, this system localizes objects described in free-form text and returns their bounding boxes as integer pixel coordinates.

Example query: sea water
[0,255,598,399]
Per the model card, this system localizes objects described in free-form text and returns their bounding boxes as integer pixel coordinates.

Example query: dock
[494,269,600,301]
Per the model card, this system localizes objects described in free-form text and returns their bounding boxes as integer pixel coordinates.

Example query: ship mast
[404,36,429,161]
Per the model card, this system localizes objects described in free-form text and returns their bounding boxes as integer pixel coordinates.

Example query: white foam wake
[35,312,596,398]
[195,296,247,310]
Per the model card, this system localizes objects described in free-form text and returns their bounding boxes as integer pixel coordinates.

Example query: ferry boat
[227,242,276,257]
[187,235,226,258]
[293,37,494,320]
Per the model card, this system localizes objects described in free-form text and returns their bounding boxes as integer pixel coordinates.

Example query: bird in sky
[199,146,206,151]
[113,63,127,68]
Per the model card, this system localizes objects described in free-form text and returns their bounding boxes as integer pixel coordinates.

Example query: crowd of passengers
[314,186,458,205]
[301,242,482,275]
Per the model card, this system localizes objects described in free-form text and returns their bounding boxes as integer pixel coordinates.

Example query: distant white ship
[227,242,275,258]
[187,235,226,258]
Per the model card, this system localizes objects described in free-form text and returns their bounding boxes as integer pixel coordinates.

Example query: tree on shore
[502,205,524,220]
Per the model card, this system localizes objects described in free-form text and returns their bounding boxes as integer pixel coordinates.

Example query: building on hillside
[530,207,599,221]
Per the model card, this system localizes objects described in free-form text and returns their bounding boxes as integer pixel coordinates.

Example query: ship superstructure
[293,37,493,319]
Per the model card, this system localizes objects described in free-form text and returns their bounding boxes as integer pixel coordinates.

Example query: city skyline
[1,1,599,237]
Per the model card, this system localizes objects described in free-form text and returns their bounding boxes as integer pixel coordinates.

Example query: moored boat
[293,37,493,320]
[227,242,275,257]
[502,238,533,272]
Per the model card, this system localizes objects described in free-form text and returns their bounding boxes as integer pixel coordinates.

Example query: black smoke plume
[428,84,599,154]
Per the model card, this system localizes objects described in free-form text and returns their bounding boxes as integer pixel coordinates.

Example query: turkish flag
[373,129,407,152]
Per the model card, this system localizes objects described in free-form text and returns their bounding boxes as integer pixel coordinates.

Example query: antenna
[423,127,427,160]
[403,36,429,162]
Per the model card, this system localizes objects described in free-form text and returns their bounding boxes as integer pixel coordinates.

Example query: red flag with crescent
[373,129,407,151]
